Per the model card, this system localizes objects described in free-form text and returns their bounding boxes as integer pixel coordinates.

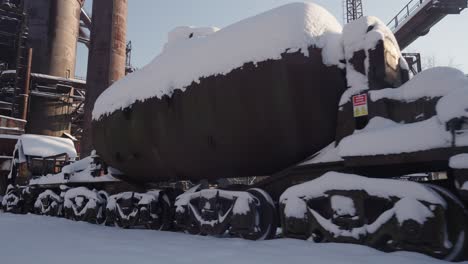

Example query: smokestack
[23,0,82,136]
[81,0,127,156]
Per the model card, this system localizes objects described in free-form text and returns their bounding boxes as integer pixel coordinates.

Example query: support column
[81,0,127,156]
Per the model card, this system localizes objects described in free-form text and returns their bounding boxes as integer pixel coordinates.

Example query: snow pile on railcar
[281,172,445,209]
[92,2,344,120]
[339,68,468,157]
[370,67,467,102]
[163,26,220,50]
[29,156,118,186]
[339,16,407,105]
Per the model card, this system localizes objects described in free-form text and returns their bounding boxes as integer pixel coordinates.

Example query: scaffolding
[343,0,363,23]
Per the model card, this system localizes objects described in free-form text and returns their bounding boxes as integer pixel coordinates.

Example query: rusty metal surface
[22,0,82,136]
[388,0,467,49]
[82,0,127,156]
[335,39,409,143]
[48,0,81,78]
[93,48,346,184]
[18,48,32,120]
[23,0,80,77]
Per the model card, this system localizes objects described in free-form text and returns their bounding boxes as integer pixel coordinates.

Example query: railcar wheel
[2,186,23,214]
[112,196,140,228]
[34,190,62,217]
[426,184,468,262]
[64,188,106,224]
[109,191,169,229]
[239,188,277,240]
[144,193,172,231]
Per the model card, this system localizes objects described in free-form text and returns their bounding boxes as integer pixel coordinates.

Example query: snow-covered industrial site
[1,0,468,263]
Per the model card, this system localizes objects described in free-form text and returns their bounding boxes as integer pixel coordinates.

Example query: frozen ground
[0,213,463,264]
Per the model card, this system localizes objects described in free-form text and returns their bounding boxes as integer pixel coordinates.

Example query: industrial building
[0,0,128,155]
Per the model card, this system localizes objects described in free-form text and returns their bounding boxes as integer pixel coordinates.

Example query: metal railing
[387,0,431,31]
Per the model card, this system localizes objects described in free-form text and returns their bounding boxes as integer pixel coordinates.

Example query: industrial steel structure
[343,0,363,23]
[388,0,467,50]
[0,0,128,146]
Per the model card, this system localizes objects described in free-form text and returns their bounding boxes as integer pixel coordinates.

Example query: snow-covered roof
[92,2,344,120]
[17,134,77,159]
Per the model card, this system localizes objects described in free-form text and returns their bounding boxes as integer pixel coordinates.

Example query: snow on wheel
[64,187,106,224]
[2,185,24,214]
[239,188,277,240]
[174,186,276,239]
[143,192,172,231]
[34,189,62,217]
[106,190,171,229]
[425,184,468,262]
[280,172,468,260]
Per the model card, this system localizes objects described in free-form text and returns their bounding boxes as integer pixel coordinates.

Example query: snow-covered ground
[0,213,463,264]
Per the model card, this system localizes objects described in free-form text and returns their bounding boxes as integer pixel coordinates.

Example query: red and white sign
[353,94,367,106]
[352,94,368,117]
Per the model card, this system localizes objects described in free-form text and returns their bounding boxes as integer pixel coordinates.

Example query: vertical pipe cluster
[48,0,82,78]
[23,0,82,136]
[81,0,127,156]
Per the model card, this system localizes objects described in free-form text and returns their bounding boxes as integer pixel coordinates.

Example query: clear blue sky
[75,0,468,77]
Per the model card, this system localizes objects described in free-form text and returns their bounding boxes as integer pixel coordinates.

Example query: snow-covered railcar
[92,47,346,184]
[91,3,347,184]
[2,2,468,262]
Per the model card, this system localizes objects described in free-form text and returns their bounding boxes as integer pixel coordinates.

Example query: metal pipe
[21,48,33,120]
[19,48,32,120]
[23,0,82,136]
[48,0,81,78]
[80,7,92,29]
[78,27,90,48]
[81,0,128,156]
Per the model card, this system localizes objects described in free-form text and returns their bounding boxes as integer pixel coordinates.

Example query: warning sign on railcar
[352,94,368,117]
